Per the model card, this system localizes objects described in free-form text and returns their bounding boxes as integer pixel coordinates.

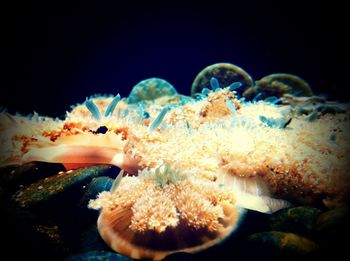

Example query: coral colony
[1,63,349,259]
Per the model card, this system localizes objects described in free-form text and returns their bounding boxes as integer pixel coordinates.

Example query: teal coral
[104,94,121,117]
[85,99,102,120]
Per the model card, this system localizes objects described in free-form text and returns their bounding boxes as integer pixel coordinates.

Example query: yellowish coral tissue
[0,75,349,260]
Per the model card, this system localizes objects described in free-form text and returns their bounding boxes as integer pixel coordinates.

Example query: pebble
[12,165,112,212]
[246,231,319,257]
[0,162,65,196]
[269,206,321,237]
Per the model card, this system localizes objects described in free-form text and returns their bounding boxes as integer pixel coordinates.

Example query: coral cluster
[1,63,349,259]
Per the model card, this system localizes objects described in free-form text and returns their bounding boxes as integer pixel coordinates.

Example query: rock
[76,224,110,253]
[0,165,17,196]
[187,210,270,260]
[238,209,271,234]
[2,208,67,261]
[75,177,114,228]
[79,176,114,208]
[0,164,18,176]
[12,165,112,210]
[1,164,123,261]
[163,252,194,260]
[65,250,132,261]
[270,206,321,236]
[314,207,350,255]
[315,207,350,235]
[0,162,65,196]
[246,231,319,258]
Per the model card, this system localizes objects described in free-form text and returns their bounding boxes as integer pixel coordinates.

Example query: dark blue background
[4,1,338,117]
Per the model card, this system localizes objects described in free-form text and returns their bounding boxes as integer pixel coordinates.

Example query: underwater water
[1,1,345,261]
